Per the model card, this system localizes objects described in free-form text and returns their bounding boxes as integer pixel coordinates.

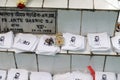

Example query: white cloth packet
[0,70,7,80]
[30,72,52,80]
[111,36,120,52]
[35,35,60,55]
[61,33,85,51]
[71,71,93,80]
[87,32,111,51]
[7,69,28,80]
[53,72,71,80]
[95,71,116,80]
[0,31,14,49]
[13,33,38,52]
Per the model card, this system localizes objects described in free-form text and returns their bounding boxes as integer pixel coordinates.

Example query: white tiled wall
[0,52,15,69]
[15,53,38,71]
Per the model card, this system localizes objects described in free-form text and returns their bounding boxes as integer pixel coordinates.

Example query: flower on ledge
[17,0,28,9]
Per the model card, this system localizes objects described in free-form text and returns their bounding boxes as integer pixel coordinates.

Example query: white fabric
[35,35,60,55]
[71,71,93,80]
[117,74,120,80]
[61,33,85,51]
[30,72,52,80]
[13,33,38,52]
[0,31,14,49]
[87,32,111,51]
[95,71,116,80]
[111,36,120,52]
[0,70,7,80]
[7,69,28,80]
[53,72,71,80]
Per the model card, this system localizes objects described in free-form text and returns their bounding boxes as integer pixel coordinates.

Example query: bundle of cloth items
[53,71,93,80]
[111,36,120,53]
[35,35,60,55]
[87,32,111,52]
[30,72,52,80]
[61,33,85,51]
[7,69,28,80]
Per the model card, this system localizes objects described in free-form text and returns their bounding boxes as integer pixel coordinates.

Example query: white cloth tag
[35,35,60,55]
[87,32,111,51]
[30,72,52,80]
[117,74,120,80]
[61,33,85,51]
[7,69,28,80]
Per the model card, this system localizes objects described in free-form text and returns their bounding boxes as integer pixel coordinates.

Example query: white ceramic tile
[58,10,81,34]
[0,52,15,69]
[94,0,119,10]
[72,55,90,71]
[26,0,43,7]
[38,55,70,74]
[90,56,105,71]
[0,0,6,7]
[6,0,16,7]
[15,53,37,71]
[81,11,118,36]
[105,56,120,73]
[69,0,93,9]
[43,0,67,8]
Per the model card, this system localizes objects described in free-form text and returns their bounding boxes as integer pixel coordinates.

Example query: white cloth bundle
[35,35,60,55]
[111,36,120,52]
[53,72,71,80]
[30,72,52,80]
[95,71,116,80]
[0,31,14,49]
[7,69,28,80]
[61,33,85,51]
[13,33,39,52]
[71,71,93,80]
[0,70,7,80]
[87,32,111,51]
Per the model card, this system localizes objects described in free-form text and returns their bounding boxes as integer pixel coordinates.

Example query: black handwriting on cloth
[17,39,30,45]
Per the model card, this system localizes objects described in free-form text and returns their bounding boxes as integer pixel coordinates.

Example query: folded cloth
[95,71,116,80]
[117,74,120,80]
[53,72,71,80]
[87,32,111,51]
[35,35,60,55]
[13,33,38,52]
[0,31,14,49]
[0,70,7,80]
[61,33,85,51]
[30,72,52,80]
[71,71,93,80]
[7,69,28,80]
[111,36,120,52]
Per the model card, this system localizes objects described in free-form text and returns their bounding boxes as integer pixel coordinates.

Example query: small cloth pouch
[35,35,60,55]
[87,32,111,51]
[61,33,85,51]
[7,69,28,80]
[30,72,52,80]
